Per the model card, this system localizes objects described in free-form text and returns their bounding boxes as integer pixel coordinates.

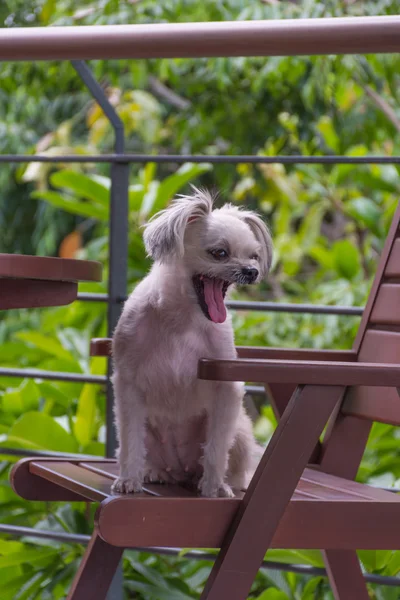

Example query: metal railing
[1,15,400,597]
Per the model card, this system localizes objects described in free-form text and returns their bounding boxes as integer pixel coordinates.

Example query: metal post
[71,59,127,600]
[106,160,129,455]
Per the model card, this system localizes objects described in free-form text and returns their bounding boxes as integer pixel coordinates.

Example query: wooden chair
[10,203,400,600]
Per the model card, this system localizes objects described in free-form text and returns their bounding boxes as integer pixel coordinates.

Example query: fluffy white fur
[111,188,273,497]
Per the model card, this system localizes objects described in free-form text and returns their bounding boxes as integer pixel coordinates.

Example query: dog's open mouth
[192,275,230,323]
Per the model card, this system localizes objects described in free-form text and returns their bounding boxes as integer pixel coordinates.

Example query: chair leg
[67,529,124,600]
[323,550,369,600]
[201,384,345,600]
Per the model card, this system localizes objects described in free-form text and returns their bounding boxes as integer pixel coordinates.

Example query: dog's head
[143,187,273,324]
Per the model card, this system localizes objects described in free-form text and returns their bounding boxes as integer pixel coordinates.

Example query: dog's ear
[143,187,213,261]
[238,210,273,277]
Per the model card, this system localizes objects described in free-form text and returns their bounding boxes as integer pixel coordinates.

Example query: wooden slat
[10,457,84,501]
[80,461,203,498]
[296,479,369,501]
[385,238,400,277]
[343,329,400,424]
[303,468,400,502]
[79,461,119,478]
[97,494,400,550]
[358,329,400,362]
[237,347,357,361]
[30,462,115,502]
[353,205,400,353]
[370,284,400,325]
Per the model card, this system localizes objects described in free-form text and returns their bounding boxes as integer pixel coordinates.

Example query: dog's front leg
[111,376,147,494]
[199,381,242,498]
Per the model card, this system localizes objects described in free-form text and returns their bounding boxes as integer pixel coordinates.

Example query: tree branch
[362,83,400,135]
[148,76,191,111]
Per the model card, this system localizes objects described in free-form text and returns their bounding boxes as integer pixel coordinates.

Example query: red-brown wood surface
[353,206,400,353]
[343,329,400,424]
[198,357,400,387]
[90,338,112,356]
[97,490,400,550]
[16,457,400,549]
[0,254,102,282]
[90,337,357,361]
[384,237,400,277]
[29,462,116,502]
[67,529,123,600]
[1,279,78,310]
[200,385,343,600]
[10,457,85,501]
[323,550,370,600]
[0,254,101,309]
[0,17,399,62]
[370,284,400,325]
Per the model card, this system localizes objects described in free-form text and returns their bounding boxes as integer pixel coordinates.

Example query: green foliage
[1,0,400,598]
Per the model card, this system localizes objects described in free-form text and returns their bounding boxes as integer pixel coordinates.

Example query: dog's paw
[111,476,143,494]
[143,470,167,484]
[199,477,235,498]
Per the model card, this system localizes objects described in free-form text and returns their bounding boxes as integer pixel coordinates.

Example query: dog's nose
[242,267,259,283]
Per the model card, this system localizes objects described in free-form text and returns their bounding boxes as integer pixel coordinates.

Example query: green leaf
[151,162,212,216]
[384,550,400,576]
[358,549,392,572]
[0,547,57,568]
[265,549,324,568]
[129,184,145,211]
[345,197,381,233]
[15,332,73,361]
[83,441,105,456]
[50,170,110,206]
[1,380,41,415]
[6,412,78,453]
[31,190,108,220]
[332,240,361,280]
[301,577,324,600]
[74,384,97,447]
[256,589,289,600]
[139,181,160,218]
[125,580,194,600]
[0,540,25,554]
[297,202,327,250]
[316,116,340,152]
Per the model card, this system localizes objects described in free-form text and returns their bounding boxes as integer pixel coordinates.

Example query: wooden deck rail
[0,16,399,61]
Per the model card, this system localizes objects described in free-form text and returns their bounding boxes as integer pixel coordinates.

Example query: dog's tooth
[166,467,172,472]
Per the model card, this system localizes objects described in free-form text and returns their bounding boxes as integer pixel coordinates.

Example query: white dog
[111,188,273,497]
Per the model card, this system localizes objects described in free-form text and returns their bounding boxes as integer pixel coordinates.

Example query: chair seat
[11,458,400,551]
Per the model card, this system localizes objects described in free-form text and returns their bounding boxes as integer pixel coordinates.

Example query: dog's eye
[251,254,259,261]
[209,249,228,260]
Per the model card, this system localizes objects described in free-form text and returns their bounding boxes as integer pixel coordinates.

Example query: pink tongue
[203,278,227,323]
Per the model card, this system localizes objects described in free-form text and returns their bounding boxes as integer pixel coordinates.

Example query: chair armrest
[90,338,112,357]
[236,346,356,361]
[91,338,357,362]
[198,358,400,387]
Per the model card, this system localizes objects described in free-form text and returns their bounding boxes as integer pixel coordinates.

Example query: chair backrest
[341,202,400,426]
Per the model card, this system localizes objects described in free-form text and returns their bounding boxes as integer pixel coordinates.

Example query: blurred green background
[1,1,400,598]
